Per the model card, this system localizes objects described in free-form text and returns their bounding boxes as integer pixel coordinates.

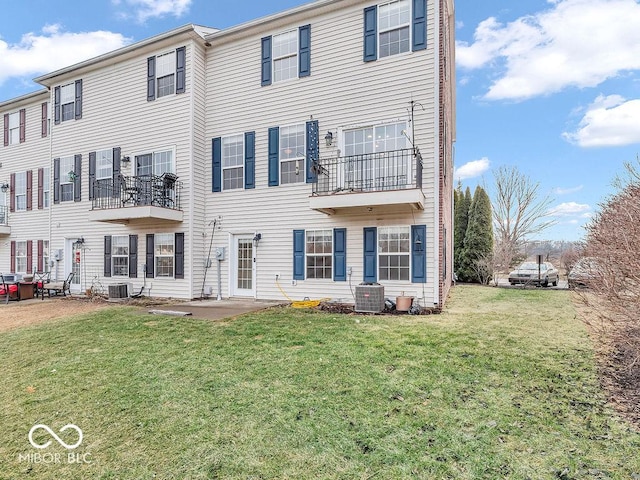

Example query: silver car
[509,261,559,287]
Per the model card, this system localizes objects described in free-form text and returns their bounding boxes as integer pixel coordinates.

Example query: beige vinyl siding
[0,93,52,276]
[48,40,198,297]
[203,0,440,304]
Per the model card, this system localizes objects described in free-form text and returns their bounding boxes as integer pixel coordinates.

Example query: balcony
[89,174,184,224]
[0,205,9,235]
[310,148,425,214]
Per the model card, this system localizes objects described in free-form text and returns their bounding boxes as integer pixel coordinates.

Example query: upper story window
[261,25,311,86]
[42,168,50,208]
[54,154,81,204]
[59,156,75,202]
[14,172,26,211]
[363,0,427,62]
[343,121,407,155]
[222,134,244,191]
[96,149,113,180]
[280,124,305,184]
[147,47,186,101]
[54,80,83,124]
[3,109,25,146]
[135,148,174,177]
[379,0,411,58]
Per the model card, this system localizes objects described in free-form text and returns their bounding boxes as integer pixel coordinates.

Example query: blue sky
[1,0,639,242]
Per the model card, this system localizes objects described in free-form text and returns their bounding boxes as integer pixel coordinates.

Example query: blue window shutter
[129,234,138,278]
[261,36,272,86]
[53,158,60,204]
[268,127,279,186]
[293,230,305,280]
[54,86,61,124]
[363,6,378,62]
[212,137,222,192]
[412,0,427,51]
[74,80,82,120]
[175,232,185,279]
[112,147,121,198]
[244,131,255,189]
[333,228,347,281]
[363,227,377,282]
[104,236,112,277]
[299,24,311,78]
[176,46,186,94]
[88,152,96,200]
[147,56,156,101]
[411,224,427,283]
[305,120,319,183]
[146,234,155,278]
[74,154,82,202]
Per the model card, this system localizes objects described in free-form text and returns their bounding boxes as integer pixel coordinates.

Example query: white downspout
[432,0,441,307]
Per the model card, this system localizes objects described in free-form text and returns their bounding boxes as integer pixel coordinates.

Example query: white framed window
[155,233,174,277]
[95,149,113,199]
[43,167,50,208]
[60,83,76,122]
[222,134,244,190]
[8,112,20,145]
[112,235,129,277]
[280,124,305,184]
[43,240,50,273]
[273,30,298,82]
[16,241,27,273]
[343,121,408,190]
[156,51,176,98]
[136,148,175,177]
[60,156,74,202]
[378,0,411,58]
[378,226,410,281]
[306,230,332,279]
[15,172,26,211]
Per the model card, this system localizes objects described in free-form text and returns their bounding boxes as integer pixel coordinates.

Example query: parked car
[508,261,559,287]
[568,257,600,289]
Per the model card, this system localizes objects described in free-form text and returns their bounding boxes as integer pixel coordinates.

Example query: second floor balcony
[309,148,425,214]
[89,173,184,224]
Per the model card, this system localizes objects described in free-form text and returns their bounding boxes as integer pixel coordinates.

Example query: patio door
[231,235,255,297]
[64,238,82,293]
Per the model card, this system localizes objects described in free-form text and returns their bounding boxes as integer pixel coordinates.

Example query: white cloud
[562,94,640,147]
[553,185,583,195]
[456,0,640,100]
[454,157,490,181]
[113,0,192,23]
[0,25,131,86]
[547,201,591,217]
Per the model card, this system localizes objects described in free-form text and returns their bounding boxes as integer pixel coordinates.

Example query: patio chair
[0,274,19,304]
[42,272,74,299]
[33,271,51,299]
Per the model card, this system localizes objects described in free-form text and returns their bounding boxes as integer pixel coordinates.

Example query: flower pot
[395,296,413,312]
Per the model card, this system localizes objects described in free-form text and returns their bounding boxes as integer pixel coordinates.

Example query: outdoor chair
[42,272,74,299]
[33,271,51,299]
[0,274,19,304]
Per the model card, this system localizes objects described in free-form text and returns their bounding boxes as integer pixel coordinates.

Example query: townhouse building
[0,0,455,309]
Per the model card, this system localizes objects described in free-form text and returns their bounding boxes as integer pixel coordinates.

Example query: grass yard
[0,286,638,479]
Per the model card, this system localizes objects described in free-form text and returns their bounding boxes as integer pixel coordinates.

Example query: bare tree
[490,166,555,271]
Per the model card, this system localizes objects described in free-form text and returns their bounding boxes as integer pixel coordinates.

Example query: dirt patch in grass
[0,296,110,332]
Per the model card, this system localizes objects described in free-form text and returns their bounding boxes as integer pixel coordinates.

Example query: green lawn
[0,286,638,479]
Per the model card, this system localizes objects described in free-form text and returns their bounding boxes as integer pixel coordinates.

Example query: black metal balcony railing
[91,174,183,211]
[311,148,422,196]
[0,205,7,226]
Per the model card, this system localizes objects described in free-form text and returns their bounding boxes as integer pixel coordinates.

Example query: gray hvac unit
[108,283,128,299]
[355,283,385,313]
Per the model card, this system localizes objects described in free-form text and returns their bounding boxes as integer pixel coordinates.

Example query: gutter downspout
[432,0,442,307]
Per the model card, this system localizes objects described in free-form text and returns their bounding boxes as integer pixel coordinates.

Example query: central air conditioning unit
[355,283,385,313]
[108,283,129,299]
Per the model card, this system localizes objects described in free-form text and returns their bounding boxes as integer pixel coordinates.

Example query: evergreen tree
[461,186,494,283]
[454,186,472,280]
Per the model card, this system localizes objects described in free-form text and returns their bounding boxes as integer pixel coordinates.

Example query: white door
[231,235,255,297]
[64,239,82,293]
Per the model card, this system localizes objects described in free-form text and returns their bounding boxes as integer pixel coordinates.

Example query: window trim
[305,229,333,280]
[377,0,411,59]
[154,233,175,278]
[14,171,27,212]
[377,225,411,282]
[272,29,299,83]
[279,123,306,185]
[111,235,129,277]
[220,134,245,191]
[15,240,27,274]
